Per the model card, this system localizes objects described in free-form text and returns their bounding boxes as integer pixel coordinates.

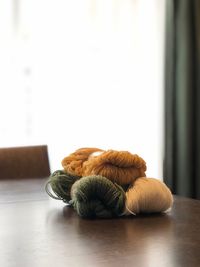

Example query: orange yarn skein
[62,148,147,186]
[61,147,103,176]
[83,150,147,186]
[124,177,173,215]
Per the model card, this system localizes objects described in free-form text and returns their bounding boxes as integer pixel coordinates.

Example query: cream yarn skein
[124,177,173,215]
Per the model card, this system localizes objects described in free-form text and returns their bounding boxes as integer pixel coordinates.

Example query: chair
[0,145,51,179]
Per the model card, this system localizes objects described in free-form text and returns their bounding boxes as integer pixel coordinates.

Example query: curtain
[0,0,166,175]
[164,0,200,199]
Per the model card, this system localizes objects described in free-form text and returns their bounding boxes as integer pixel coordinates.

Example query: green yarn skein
[45,170,80,203]
[71,175,125,218]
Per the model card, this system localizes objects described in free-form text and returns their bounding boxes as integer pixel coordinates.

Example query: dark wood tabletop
[0,178,200,267]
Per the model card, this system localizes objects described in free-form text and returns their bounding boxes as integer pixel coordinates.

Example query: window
[0,0,166,178]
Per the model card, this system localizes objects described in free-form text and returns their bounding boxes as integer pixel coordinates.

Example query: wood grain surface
[0,178,200,267]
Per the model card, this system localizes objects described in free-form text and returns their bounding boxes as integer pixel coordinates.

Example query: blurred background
[0,0,166,177]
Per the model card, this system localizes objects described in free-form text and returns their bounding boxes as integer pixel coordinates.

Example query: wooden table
[0,178,200,267]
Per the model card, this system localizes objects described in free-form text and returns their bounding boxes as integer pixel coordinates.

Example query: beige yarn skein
[124,177,173,215]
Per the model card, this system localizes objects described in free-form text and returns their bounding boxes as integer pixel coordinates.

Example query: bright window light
[0,0,166,178]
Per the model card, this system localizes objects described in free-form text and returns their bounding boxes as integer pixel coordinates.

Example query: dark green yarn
[71,175,126,218]
[45,170,80,203]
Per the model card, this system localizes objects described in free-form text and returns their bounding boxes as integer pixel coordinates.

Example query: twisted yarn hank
[71,175,125,218]
[83,150,147,186]
[62,147,103,176]
[124,177,173,215]
[45,170,80,203]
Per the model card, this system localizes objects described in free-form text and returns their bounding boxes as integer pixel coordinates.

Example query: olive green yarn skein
[71,175,125,218]
[45,170,80,203]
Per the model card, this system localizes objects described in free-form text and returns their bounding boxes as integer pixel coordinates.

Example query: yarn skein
[62,147,104,176]
[124,177,173,215]
[71,175,125,218]
[45,170,80,203]
[82,150,147,186]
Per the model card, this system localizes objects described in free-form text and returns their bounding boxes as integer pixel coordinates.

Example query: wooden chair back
[0,145,50,179]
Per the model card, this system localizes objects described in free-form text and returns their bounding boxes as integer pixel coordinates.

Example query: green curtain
[164,0,200,199]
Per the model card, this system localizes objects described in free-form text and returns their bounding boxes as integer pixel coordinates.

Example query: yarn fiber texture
[46,148,173,219]
[62,147,103,176]
[82,150,147,186]
[62,148,147,186]
[71,175,125,218]
[45,170,80,203]
[124,177,173,215]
